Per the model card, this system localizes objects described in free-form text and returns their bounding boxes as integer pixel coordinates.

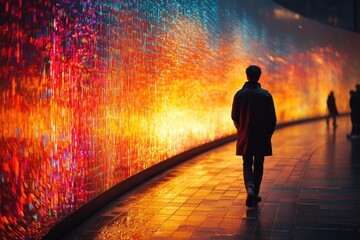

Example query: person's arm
[231,94,240,130]
[268,95,277,135]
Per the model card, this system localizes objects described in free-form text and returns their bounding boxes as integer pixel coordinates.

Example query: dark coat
[231,81,277,156]
[350,90,360,135]
[350,90,360,114]
[327,94,338,115]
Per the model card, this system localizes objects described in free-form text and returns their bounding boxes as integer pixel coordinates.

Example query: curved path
[64,116,360,240]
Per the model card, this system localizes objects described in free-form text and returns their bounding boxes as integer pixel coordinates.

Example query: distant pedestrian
[231,65,277,207]
[326,91,338,128]
[348,90,357,138]
[349,84,360,139]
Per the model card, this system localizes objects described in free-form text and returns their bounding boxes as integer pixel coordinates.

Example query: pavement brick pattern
[64,116,360,240]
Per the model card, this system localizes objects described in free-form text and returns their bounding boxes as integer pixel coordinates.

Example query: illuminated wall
[1,0,360,238]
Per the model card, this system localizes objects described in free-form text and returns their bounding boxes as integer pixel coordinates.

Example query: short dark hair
[246,65,262,82]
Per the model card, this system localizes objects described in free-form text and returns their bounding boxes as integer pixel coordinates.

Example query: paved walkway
[64,116,360,240]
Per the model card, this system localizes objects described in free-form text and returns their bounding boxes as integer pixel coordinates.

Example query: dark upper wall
[273,0,360,32]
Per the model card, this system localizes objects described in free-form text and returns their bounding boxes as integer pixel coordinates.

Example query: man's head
[246,65,262,82]
[356,84,360,91]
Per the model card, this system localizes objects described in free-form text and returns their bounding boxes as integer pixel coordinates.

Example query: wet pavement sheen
[64,116,360,240]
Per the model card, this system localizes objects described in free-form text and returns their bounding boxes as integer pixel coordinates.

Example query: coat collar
[243,81,261,89]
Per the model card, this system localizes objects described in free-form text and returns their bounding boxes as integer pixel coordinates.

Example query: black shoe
[246,187,255,207]
[254,195,262,203]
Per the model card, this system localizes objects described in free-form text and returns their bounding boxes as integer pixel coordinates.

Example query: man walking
[350,84,360,138]
[231,65,277,207]
[326,91,338,128]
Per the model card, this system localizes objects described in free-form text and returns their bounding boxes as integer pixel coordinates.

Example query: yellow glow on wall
[0,0,359,238]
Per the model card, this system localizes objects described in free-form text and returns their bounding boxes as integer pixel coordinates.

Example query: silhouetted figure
[349,84,360,139]
[326,91,338,128]
[348,90,357,138]
[231,65,277,207]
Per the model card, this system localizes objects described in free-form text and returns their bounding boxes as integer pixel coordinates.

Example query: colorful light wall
[1,0,360,238]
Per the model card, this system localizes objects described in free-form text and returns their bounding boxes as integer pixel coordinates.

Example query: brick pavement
[64,116,360,240]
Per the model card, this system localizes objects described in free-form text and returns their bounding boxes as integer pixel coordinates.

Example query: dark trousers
[350,112,357,135]
[242,155,264,196]
[353,112,360,135]
[326,113,337,126]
